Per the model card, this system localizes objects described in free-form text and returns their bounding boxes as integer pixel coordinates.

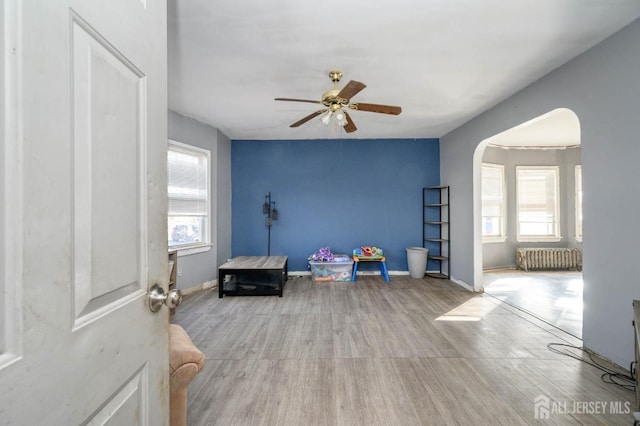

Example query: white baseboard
[180,273,475,294]
[450,277,475,292]
[181,279,217,296]
[182,272,358,294]
[289,270,437,276]
[482,265,517,272]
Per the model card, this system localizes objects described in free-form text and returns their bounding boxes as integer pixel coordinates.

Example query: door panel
[72,14,146,325]
[85,366,148,425]
[0,0,169,424]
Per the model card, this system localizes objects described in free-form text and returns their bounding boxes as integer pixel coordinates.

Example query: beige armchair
[169,324,205,426]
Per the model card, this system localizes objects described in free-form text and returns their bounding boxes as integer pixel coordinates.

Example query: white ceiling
[167,1,640,141]
[486,108,581,148]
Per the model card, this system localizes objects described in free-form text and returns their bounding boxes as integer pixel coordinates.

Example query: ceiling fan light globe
[320,110,332,125]
[335,110,348,126]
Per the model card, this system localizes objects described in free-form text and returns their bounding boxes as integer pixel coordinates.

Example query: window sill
[482,236,507,244]
[516,236,562,243]
[170,244,212,257]
[575,236,582,243]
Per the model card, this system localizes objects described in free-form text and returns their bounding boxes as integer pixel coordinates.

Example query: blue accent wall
[231,138,440,271]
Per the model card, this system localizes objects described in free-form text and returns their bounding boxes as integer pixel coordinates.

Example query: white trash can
[406,247,429,278]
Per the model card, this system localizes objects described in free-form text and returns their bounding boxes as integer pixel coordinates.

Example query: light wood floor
[484,269,583,338]
[173,275,635,425]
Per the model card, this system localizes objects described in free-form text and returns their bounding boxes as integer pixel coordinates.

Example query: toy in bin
[308,246,334,263]
[308,247,353,282]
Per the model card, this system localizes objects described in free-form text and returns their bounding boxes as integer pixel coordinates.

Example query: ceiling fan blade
[290,110,325,127]
[275,97,323,105]
[351,102,402,115]
[344,111,357,133]
[337,80,366,101]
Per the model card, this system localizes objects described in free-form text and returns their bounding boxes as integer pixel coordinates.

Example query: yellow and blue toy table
[351,248,390,282]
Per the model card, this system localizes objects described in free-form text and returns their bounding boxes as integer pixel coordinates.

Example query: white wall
[168,110,232,290]
[215,128,232,268]
[441,18,640,367]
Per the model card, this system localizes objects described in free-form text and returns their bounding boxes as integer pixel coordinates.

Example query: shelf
[168,250,178,290]
[428,255,448,261]
[426,272,449,279]
[422,186,450,279]
[168,250,178,317]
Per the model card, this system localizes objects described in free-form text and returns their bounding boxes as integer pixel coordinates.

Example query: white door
[1,0,169,424]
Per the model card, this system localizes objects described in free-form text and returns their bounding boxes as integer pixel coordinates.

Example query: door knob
[149,284,183,313]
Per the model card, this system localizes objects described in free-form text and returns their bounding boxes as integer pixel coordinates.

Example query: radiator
[516,248,582,272]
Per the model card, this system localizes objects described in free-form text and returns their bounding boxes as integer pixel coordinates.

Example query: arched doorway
[473,108,582,336]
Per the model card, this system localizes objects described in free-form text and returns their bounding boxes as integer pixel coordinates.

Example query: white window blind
[168,141,210,249]
[482,164,505,239]
[516,166,560,240]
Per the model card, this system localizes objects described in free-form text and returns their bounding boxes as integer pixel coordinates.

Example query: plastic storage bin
[309,255,353,282]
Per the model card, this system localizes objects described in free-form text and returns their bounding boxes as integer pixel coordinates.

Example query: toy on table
[357,245,383,258]
[352,245,390,282]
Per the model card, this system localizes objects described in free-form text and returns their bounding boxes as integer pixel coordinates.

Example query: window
[575,165,582,242]
[516,166,560,241]
[168,141,210,252]
[481,163,506,241]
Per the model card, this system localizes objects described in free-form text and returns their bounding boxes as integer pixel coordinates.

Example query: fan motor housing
[322,89,347,109]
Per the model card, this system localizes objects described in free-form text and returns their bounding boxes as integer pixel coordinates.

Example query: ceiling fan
[274,70,402,133]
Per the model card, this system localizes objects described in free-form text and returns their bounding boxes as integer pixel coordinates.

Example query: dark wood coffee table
[218,256,288,298]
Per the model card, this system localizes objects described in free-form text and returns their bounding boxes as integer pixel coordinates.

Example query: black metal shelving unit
[423,186,450,279]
